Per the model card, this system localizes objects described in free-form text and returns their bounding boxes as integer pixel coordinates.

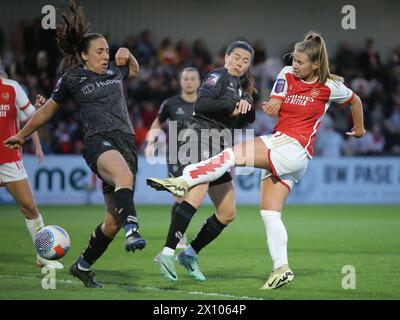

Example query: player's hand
[231,99,251,116]
[345,127,366,138]
[34,95,46,109]
[262,100,281,117]
[35,147,44,163]
[115,47,130,66]
[3,134,25,149]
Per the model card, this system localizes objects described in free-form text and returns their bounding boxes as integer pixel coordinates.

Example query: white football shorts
[0,160,28,183]
[259,132,309,191]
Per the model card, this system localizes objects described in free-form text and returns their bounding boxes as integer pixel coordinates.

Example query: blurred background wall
[1,0,399,58]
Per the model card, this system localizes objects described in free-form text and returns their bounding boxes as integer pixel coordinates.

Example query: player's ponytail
[56,0,104,72]
[226,41,258,98]
[295,31,343,83]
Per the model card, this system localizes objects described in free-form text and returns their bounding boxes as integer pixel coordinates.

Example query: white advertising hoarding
[0,155,399,205]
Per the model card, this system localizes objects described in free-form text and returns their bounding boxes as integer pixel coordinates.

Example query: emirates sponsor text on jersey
[284,94,315,106]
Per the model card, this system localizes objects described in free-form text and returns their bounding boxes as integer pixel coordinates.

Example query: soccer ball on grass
[35,225,70,260]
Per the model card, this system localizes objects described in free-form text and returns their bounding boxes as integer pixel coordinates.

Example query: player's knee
[116,171,134,188]
[123,171,134,184]
[218,211,236,224]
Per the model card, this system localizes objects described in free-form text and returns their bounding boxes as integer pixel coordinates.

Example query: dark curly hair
[56,0,104,72]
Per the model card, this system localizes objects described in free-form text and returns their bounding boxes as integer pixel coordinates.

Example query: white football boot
[260,264,294,289]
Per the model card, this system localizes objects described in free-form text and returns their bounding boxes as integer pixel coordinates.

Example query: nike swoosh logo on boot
[162,263,176,279]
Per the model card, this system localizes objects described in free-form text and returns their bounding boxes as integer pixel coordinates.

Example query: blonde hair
[294,31,343,84]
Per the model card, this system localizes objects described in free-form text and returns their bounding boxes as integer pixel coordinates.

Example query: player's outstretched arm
[31,131,44,163]
[4,98,60,149]
[144,117,163,159]
[345,94,365,138]
[30,94,46,162]
[115,47,139,78]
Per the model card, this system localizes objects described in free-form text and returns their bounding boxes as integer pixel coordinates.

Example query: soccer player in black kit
[4,1,145,288]
[149,41,256,282]
[145,67,200,178]
[145,67,201,248]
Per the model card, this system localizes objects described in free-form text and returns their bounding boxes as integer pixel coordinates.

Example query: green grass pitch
[0,204,399,300]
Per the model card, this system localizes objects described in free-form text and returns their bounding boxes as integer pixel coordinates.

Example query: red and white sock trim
[183,148,235,187]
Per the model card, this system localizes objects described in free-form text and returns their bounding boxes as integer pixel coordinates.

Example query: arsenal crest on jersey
[311,88,320,98]
[2,92,9,101]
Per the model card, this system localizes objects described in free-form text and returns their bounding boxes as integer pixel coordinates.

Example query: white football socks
[183,245,197,257]
[162,247,175,256]
[25,214,44,243]
[260,210,288,269]
[182,148,235,187]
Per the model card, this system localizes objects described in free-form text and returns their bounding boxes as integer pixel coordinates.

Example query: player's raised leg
[147,137,270,197]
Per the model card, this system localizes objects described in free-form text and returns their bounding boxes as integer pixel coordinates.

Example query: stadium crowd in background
[0,22,399,157]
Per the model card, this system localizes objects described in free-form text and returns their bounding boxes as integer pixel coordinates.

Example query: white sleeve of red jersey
[13,81,36,118]
[17,109,28,122]
[270,66,292,100]
[327,80,355,106]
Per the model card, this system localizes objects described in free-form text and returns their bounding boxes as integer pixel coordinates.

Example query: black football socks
[78,224,113,270]
[190,214,227,254]
[165,201,197,249]
[114,188,139,237]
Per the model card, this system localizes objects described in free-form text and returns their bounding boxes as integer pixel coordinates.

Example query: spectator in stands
[334,41,358,79]
[314,114,344,157]
[192,39,213,76]
[135,30,157,66]
[359,38,382,80]
[158,37,180,66]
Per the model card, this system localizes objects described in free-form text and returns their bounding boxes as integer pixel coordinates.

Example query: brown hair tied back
[295,31,343,83]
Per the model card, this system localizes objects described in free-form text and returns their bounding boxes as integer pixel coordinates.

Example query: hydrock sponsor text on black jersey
[51,62,133,140]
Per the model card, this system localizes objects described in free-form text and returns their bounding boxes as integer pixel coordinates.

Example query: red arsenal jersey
[270,66,354,157]
[0,78,35,164]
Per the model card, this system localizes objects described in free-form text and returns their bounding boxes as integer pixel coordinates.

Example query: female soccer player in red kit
[148,31,365,289]
[0,71,63,269]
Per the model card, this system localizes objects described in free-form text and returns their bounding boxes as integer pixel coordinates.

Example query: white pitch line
[0,274,265,300]
[132,286,264,300]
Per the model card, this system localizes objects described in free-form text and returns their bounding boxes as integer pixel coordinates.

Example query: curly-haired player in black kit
[4,0,145,288]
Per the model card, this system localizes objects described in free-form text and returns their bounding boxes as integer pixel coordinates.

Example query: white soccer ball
[35,225,70,260]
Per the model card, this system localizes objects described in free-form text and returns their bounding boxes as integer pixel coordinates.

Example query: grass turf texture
[0,204,399,300]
